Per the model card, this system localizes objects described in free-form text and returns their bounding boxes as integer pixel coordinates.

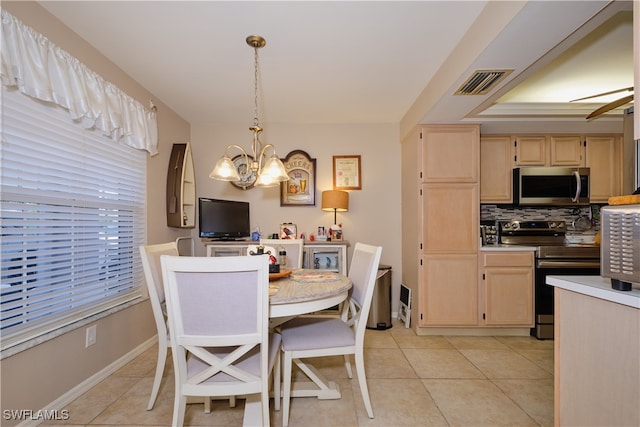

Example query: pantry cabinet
[480,251,534,326]
[402,124,480,328]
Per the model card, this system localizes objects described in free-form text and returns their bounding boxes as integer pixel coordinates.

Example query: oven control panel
[498,220,566,232]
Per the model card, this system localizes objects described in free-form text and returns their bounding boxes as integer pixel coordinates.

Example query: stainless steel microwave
[513,167,590,206]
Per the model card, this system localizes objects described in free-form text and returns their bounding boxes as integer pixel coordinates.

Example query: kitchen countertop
[479,244,537,252]
[547,275,640,309]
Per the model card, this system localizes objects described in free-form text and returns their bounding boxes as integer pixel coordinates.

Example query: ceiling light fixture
[209,35,289,188]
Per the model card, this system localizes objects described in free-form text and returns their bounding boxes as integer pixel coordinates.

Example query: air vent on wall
[454,69,513,96]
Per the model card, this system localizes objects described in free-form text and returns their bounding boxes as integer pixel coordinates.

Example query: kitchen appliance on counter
[513,167,590,207]
[480,220,498,245]
[600,204,640,291]
[497,220,600,339]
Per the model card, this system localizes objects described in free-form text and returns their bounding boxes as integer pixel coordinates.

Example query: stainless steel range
[497,220,601,339]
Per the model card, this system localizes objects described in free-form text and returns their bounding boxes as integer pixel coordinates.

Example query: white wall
[189,123,404,312]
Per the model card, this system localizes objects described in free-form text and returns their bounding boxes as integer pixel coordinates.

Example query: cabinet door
[550,135,584,166]
[305,247,344,274]
[480,136,513,203]
[422,183,478,252]
[421,125,479,182]
[483,267,533,326]
[514,136,547,165]
[420,254,478,326]
[206,245,247,257]
[585,135,621,203]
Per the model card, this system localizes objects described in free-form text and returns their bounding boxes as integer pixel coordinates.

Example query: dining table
[243,268,352,426]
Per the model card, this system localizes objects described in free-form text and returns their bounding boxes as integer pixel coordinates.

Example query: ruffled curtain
[1,9,158,155]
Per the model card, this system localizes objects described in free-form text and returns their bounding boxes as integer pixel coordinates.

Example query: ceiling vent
[454,69,513,96]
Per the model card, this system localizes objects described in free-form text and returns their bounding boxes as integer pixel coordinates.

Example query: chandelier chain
[253,46,260,127]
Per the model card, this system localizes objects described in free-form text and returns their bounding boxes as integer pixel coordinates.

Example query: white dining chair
[260,238,304,269]
[278,243,383,426]
[140,243,222,412]
[161,254,281,427]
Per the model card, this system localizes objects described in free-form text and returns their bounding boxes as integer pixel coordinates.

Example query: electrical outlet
[85,325,97,347]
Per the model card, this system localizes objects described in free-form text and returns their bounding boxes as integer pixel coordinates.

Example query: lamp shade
[321,190,349,212]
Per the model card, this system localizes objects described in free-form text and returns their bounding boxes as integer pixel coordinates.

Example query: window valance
[1,9,158,155]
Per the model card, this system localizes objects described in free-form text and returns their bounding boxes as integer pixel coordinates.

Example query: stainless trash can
[367,265,392,330]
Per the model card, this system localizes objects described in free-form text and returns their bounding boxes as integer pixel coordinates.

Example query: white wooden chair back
[161,255,277,426]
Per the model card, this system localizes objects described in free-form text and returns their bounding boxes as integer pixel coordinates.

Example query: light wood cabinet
[482,134,622,204]
[402,124,479,328]
[514,135,546,165]
[480,136,513,203]
[549,135,584,166]
[166,143,196,228]
[585,135,622,203]
[421,254,478,326]
[480,251,534,326]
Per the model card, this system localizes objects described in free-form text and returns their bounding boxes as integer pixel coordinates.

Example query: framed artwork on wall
[333,155,361,190]
[280,150,316,206]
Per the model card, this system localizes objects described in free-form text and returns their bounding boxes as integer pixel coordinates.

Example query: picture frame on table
[333,155,361,190]
[280,150,316,206]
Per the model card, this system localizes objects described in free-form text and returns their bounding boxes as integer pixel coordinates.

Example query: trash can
[367,264,392,330]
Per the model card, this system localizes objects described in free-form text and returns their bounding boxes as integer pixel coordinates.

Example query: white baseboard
[18,336,157,427]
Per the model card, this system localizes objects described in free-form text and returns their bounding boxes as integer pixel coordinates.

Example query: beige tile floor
[43,320,554,427]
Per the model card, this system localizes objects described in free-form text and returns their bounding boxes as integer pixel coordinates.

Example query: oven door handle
[537,260,600,269]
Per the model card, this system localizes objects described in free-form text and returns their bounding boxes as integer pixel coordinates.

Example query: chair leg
[204,397,211,413]
[282,352,293,427]
[343,354,353,378]
[147,342,167,410]
[173,393,187,427]
[229,395,237,407]
[273,349,281,411]
[355,351,374,419]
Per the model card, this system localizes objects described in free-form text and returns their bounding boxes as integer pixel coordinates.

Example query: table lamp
[321,190,349,225]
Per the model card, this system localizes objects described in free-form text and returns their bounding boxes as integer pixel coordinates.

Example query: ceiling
[37,1,634,133]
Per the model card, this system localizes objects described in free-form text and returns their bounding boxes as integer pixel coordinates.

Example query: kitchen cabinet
[480,136,512,203]
[166,142,196,228]
[514,135,547,165]
[402,124,479,328]
[551,277,639,427]
[585,135,622,203]
[549,135,583,166]
[205,241,348,275]
[480,251,533,326]
[481,133,622,204]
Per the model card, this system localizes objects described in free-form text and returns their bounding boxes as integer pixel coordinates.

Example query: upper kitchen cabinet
[480,136,513,203]
[514,136,547,166]
[422,125,479,182]
[166,143,196,228]
[585,135,623,203]
[549,135,584,166]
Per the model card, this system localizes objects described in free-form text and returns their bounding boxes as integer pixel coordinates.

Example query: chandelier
[209,35,289,188]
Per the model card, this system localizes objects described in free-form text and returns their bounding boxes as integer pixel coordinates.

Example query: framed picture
[280,150,316,206]
[230,154,256,190]
[333,155,361,190]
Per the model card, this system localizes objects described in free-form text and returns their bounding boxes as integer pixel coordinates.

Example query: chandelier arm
[256,143,277,170]
[224,144,254,172]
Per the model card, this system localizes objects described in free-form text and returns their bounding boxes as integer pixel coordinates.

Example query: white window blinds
[1,86,147,352]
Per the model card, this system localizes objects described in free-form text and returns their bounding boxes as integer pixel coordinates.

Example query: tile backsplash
[481,204,603,230]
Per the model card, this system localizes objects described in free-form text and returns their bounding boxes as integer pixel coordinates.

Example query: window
[0,87,147,352]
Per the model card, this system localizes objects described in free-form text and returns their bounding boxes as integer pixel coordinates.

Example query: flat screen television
[198,198,250,240]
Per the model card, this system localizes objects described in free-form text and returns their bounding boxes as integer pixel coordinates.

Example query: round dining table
[268,269,352,319]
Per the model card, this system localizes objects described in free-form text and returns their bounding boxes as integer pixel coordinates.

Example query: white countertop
[547,275,640,309]
[480,244,537,252]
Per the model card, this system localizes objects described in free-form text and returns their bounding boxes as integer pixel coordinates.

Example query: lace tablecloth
[269,269,351,305]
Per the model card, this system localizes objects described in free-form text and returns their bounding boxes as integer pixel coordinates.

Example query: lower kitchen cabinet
[480,251,534,326]
[420,254,478,326]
